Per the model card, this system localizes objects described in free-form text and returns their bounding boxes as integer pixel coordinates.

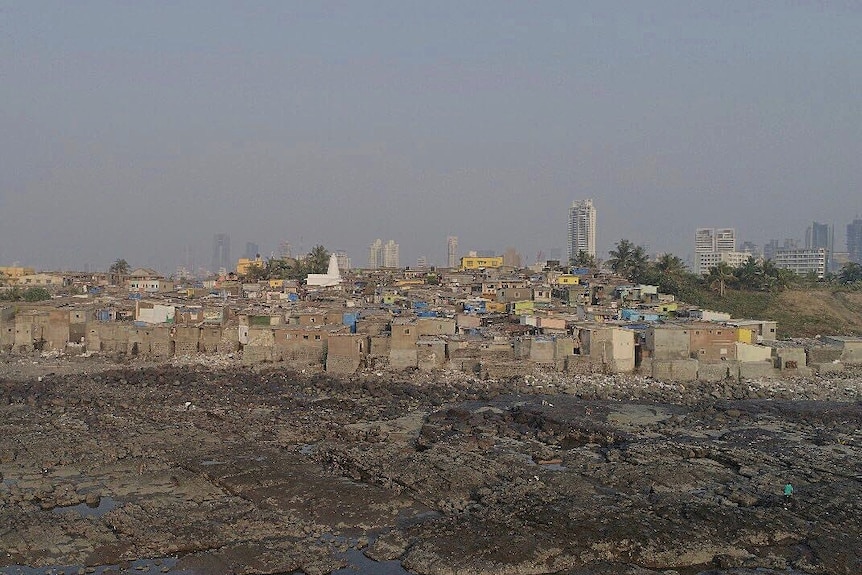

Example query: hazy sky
[1,1,860,273]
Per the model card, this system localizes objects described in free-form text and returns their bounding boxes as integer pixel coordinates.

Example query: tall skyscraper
[694,228,747,275]
[368,239,383,268]
[447,236,458,268]
[567,199,596,263]
[278,241,293,260]
[333,250,351,272]
[848,218,862,264]
[695,228,716,253]
[211,233,230,273]
[244,242,260,260]
[715,228,736,252]
[383,240,400,268]
[806,222,833,270]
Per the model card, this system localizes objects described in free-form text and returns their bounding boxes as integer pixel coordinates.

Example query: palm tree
[655,253,687,277]
[706,262,736,297]
[571,250,597,269]
[305,245,330,275]
[607,239,635,277]
[735,257,761,290]
[629,245,650,283]
[109,258,130,286]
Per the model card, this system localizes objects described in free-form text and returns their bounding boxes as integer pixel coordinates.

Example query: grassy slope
[683,287,862,338]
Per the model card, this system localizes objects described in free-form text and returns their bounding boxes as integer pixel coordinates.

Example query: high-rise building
[244,242,260,260]
[333,250,351,272]
[773,248,828,279]
[847,219,862,264]
[567,199,596,263]
[211,233,231,274]
[503,247,522,268]
[805,222,833,270]
[694,228,748,275]
[447,236,458,268]
[715,228,736,252]
[383,240,400,268]
[695,228,716,253]
[367,239,400,269]
[416,256,427,269]
[368,239,383,269]
[278,241,292,260]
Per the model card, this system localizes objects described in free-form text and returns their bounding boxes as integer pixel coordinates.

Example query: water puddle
[333,548,412,575]
[320,534,414,575]
[51,496,119,518]
[298,443,317,455]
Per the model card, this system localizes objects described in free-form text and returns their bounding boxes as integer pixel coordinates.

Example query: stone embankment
[1,356,860,574]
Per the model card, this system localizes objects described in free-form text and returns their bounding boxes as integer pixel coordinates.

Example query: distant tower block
[212,233,231,273]
[447,236,459,268]
[567,199,596,264]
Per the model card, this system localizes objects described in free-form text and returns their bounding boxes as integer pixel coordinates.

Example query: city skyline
[1,3,860,272]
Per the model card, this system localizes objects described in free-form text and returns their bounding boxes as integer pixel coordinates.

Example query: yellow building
[484,301,507,313]
[556,274,580,286]
[460,256,504,270]
[511,300,535,314]
[0,266,36,280]
[237,257,264,276]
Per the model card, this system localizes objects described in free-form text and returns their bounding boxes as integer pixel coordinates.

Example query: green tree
[243,262,267,282]
[571,250,597,269]
[655,253,687,277]
[607,239,635,277]
[608,239,650,282]
[839,262,862,284]
[628,245,650,283]
[305,245,330,275]
[109,258,130,286]
[23,287,51,302]
[0,286,23,301]
[705,262,736,297]
[735,257,762,290]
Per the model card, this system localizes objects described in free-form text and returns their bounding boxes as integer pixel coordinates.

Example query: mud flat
[1,362,860,574]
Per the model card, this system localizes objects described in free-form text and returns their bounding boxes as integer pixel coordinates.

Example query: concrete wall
[739,361,778,379]
[326,334,369,374]
[0,308,14,350]
[697,361,735,382]
[690,326,737,361]
[390,348,418,370]
[456,314,481,330]
[417,340,446,371]
[651,359,699,382]
[735,342,772,363]
[586,328,635,373]
[356,318,389,336]
[529,339,556,363]
[416,317,456,337]
[391,321,418,350]
[646,328,690,360]
[774,347,807,370]
[369,335,390,358]
[174,326,201,356]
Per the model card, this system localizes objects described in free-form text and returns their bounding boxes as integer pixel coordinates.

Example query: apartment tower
[447,236,459,268]
[211,233,231,274]
[567,199,596,263]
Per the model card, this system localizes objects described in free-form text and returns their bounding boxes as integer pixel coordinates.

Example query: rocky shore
[1,356,860,574]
